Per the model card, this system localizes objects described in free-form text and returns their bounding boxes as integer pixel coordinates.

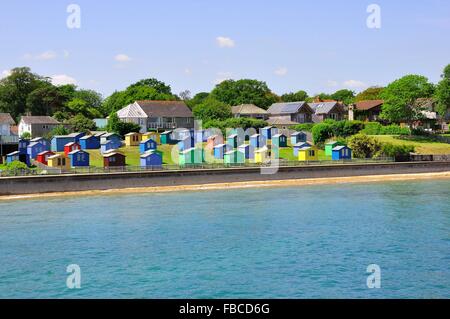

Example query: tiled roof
[20,116,60,125]
[232,104,268,115]
[0,113,15,125]
[355,100,384,111]
[118,100,194,118]
[267,118,298,126]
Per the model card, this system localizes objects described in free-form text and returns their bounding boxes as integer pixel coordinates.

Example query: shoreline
[1,171,449,202]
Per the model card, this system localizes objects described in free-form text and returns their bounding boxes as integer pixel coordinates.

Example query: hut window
[62,158,66,165]
[309,150,315,157]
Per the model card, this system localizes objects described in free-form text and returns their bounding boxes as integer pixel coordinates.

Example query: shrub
[348,134,382,159]
[378,143,415,157]
[380,124,411,135]
[6,161,29,171]
[312,123,333,144]
[293,123,315,132]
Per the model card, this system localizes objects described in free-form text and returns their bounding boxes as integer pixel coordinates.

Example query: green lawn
[371,135,450,154]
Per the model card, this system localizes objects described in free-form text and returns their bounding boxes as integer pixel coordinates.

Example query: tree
[312,123,333,144]
[179,90,191,101]
[26,84,68,115]
[50,125,69,136]
[0,67,49,119]
[65,114,96,133]
[127,78,173,95]
[331,89,355,105]
[210,79,279,109]
[186,92,209,109]
[348,134,382,159]
[355,86,384,102]
[192,98,232,122]
[435,64,450,117]
[281,90,308,102]
[106,112,121,132]
[380,75,435,124]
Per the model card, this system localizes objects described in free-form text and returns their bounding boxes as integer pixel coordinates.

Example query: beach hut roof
[326,140,339,145]
[251,133,260,137]
[263,125,274,129]
[255,146,268,153]
[79,135,94,140]
[125,132,140,136]
[299,146,314,151]
[294,142,311,147]
[28,141,42,148]
[272,133,285,138]
[102,151,124,158]
[214,143,226,148]
[140,150,160,158]
[64,141,78,147]
[68,149,87,155]
[37,150,53,156]
[7,151,20,156]
[333,145,348,151]
[225,150,237,155]
[228,134,238,138]
[161,130,173,135]
[48,153,65,159]
[100,140,112,145]
[180,147,195,154]
[291,131,305,136]
[238,143,249,148]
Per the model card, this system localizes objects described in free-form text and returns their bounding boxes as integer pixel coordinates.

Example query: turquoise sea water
[0,179,449,298]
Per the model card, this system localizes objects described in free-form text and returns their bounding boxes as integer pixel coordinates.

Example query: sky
[0,0,449,99]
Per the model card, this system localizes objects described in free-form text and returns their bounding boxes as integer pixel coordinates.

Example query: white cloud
[51,74,77,86]
[213,72,233,85]
[1,70,11,79]
[23,51,58,60]
[326,80,338,87]
[114,54,132,62]
[216,36,235,48]
[343,80,367,88]
[274,67,288,76]
[184,68,192,75]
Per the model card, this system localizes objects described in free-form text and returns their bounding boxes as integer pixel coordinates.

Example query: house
[68,149,90,167]
[227,134,238,148]
[238,144,254,159]
[160,130,175,145]
[36,150,55,165]
[139,138,157,153]
[0,113,15,136]
[140,150,163,168]
[93,118,108,128]
[125,132,142,146]
[100,133,122,149]
[231,104,269,120]
[64,142,81,156]
[272,134,287,148]
[18,116,61,138]
[308,101,346,123]
[47,154,71,170]
[350,100,383,122]
[413,98,446,131]
[332,145,352,160]
[51,136,75,152]
[6,151,20,164]
[224,150,245,164]
[325,141,344,157]
[293,142,312,157]
[79,135,100,150]
[179,148,203,165]
[290,131,307,145]
[298,145,319,161]
[250,133,266,148]
[266,118,301,129]
[142,132,160,144]
[254,146,269,164]
[116,100,194,132]
[103,151,126,168]
[213,144,229,159]
[267,102,314,125]
[30,137,50,151]
[260,126,278,140]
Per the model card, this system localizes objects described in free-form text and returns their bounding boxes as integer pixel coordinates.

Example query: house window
[329,113,338,120]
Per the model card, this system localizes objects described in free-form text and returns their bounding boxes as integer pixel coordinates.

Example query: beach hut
[250,134,266,148]
[325,141,343,157]
[254,146,268,163]
[332,145,352,161]
[27,142,46,160]
[238,144,254,159]
[47,154,71,170]
[6,151,20,164]
[79,135,100,150]
[227,134,238,148]
[68,149,90,167]
[213,144,229,159]
[124,132,142,146]
[100,133,122,149]
[179,148,203,165]
[139,138,157,153]
[291,131,307,145]
[67,132,86,143]
[261,126,278,140]
[64,142,81,156]
[298,145,319,161]
[224,149,245,165]
[36,150,55,165]
[293,142,312,157]
[160,130,174,145]
[30,137,50,151]
[272,134,288,147]
[100,140,115,154]
[140,150,163,168]
[142,132,160,144]
[178,136,194,152]
[103,151,126,168]
[18,138,30,155]
[51,135,74,152]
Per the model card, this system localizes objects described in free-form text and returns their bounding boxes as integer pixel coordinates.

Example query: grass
[371,135,450,155]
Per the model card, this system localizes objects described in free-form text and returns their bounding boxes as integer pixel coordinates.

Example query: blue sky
[0,0,449,98]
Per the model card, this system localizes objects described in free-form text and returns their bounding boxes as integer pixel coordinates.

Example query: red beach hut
[36,150,55,165]
[64,142,81,156]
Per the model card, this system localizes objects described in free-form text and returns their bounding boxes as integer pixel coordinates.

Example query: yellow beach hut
[142,132,161,144]
[298,145,319,161]
[254,146,268,163]
[124,132,142,146]
[47,153,71,170]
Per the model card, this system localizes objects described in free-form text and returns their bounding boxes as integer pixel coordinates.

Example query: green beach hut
[325,141,343,157]
[179,148,204,166]
[272,134,287,148]
[160,130,174,145]
[224,150,245,165]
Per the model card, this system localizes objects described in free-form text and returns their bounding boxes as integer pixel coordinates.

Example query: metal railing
[0,135,19,144]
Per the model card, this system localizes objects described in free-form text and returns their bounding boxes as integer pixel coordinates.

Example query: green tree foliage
[361,122,411,135]
[204,118,267,134]
[50,125,69,136]
[435,64,450,117]
[127,78,173,95]
[65,114,96,133]
[379,143,415,158]
[311,120,365,144]
[293,123,315,132]
[331,89,355,105]
[192,98,232,122]
[210,79,278,109]
[312,123,333,144]
[0,67,49,119]
[380,75,435,123]
[186,92,209,109]
[348,134,382,159]
[106,111,140,137]
[355,86,384,102]
[281,90,308,102]
[20,132,31,139]
[25,84,68,115]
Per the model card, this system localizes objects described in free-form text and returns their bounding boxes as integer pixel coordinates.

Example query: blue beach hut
[18,138,30,155]
[101,140,114,154]
[250,134,266,148]
[30,137,50,151]
[6,151,20,164]
[227,134,238,148]
[139,138,157,153]
[261,126,278,140]
[68,149,90,167]
[67,132,86,143]
[178,136,194,152]
[291,131,307,145]
[293,142,311,157]
[140,150,163,168]
[79,135,100,150]
[238,144,254,159]
[101,133,122,149]
[51,135,74,152]
[332,146,352,160]
[213,144,229,159]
